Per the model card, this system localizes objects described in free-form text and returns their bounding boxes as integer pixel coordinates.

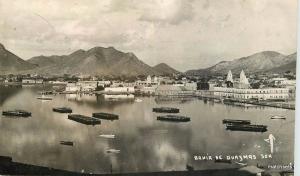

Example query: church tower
[226,70,234,87]
[238,70,250,89]
[226,70,233,82]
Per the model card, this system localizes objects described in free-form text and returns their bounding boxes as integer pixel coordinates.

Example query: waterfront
[0,86,295,174]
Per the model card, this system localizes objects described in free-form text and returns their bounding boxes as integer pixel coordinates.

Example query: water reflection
[0,86,294,174]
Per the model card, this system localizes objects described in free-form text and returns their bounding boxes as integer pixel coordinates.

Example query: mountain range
[186,51,297,75]
[0,43,297,76]
[0,44,179,76]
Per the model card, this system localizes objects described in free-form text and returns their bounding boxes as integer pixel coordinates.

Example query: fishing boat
[99,134,115,139]
[222,119,251,125]
[226,124,267,132]
[37,95,53,100]
[68,114,101,125]
[157,115,190,122]
[270,115,286,120]
[2,110,31,117]
[92,112,119,120]
[60,141,74,146]
[53,107,72,113]
[106,149,120,153]
[153,107,180,113]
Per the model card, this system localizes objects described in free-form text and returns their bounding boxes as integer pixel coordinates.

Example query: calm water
[0,85,295,174]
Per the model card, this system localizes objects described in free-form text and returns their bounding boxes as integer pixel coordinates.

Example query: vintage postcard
[0,0,297,175]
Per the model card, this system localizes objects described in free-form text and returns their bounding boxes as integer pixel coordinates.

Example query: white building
[155,85,194,96]
[22,79,43,84]
[213,70,289,100]
[140,86,156,95]
[65,83,80,92]
[213,87,289,100]
[104,87,135,94]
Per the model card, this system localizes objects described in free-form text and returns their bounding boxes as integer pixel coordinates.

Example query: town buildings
[212,70,290,101]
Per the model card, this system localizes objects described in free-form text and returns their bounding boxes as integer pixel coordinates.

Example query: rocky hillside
[153,63,180,75]
[28,47,178,76]
[0,43,37,74]
[186,51,297,75]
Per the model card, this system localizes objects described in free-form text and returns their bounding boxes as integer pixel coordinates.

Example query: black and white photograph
[0,0,297,175]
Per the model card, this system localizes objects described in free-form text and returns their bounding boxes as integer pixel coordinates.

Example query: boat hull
[53,107,72,113]
[68,114,101,125]
[226,124,267,132]
[153,107,180,113]
[92,113,119,120]
[222,119,251,125]
[157,115,190,122]
[2,110,31,117]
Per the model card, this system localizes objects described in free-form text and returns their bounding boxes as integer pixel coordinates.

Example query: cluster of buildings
[64,75,197,96]
[211,70,293,101]
[0,71,296,102]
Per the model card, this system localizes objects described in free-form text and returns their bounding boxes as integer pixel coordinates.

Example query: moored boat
[225,124,267,132]
[99,134,115,139]
[153,107,180,113]
[106,149,120,153]
[53,107,72,113]
[2,110,31,117]
[60,141,74,146]
[270,115,286,120]
[157,115,190,122]
[222,119,251,125]
[68,114,101,125]
[37,95,53,100]
[92,112,119,120]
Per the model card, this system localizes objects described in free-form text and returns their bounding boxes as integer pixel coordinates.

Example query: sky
[0,0,297,71]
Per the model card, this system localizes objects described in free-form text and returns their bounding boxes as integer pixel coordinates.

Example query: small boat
[235,162,248,166]
[60,141,74,146]
[38,91,53,95]
[135,98,142,102]
[53,107,72,113]
[106,149,120,153]
[270,115,286,120]
[222,119,251,125]
[37,95,53,100]
[213,99,222,103]
[226,124,267,132]
[92,112,119,120]
[157,115,190,122]
[2,110,31,117]
[99,134,115,139]
[153,107,180,113]
[68,114,101,125]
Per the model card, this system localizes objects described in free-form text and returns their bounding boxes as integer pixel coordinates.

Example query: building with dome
[212,70,289,101]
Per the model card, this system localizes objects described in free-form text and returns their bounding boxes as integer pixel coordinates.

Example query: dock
[68,114,101,125]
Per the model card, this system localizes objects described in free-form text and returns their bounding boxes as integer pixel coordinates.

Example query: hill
[186,51,297,75]
[28,47,177,76]
[0,43,37,74]
[152,63,180,75]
